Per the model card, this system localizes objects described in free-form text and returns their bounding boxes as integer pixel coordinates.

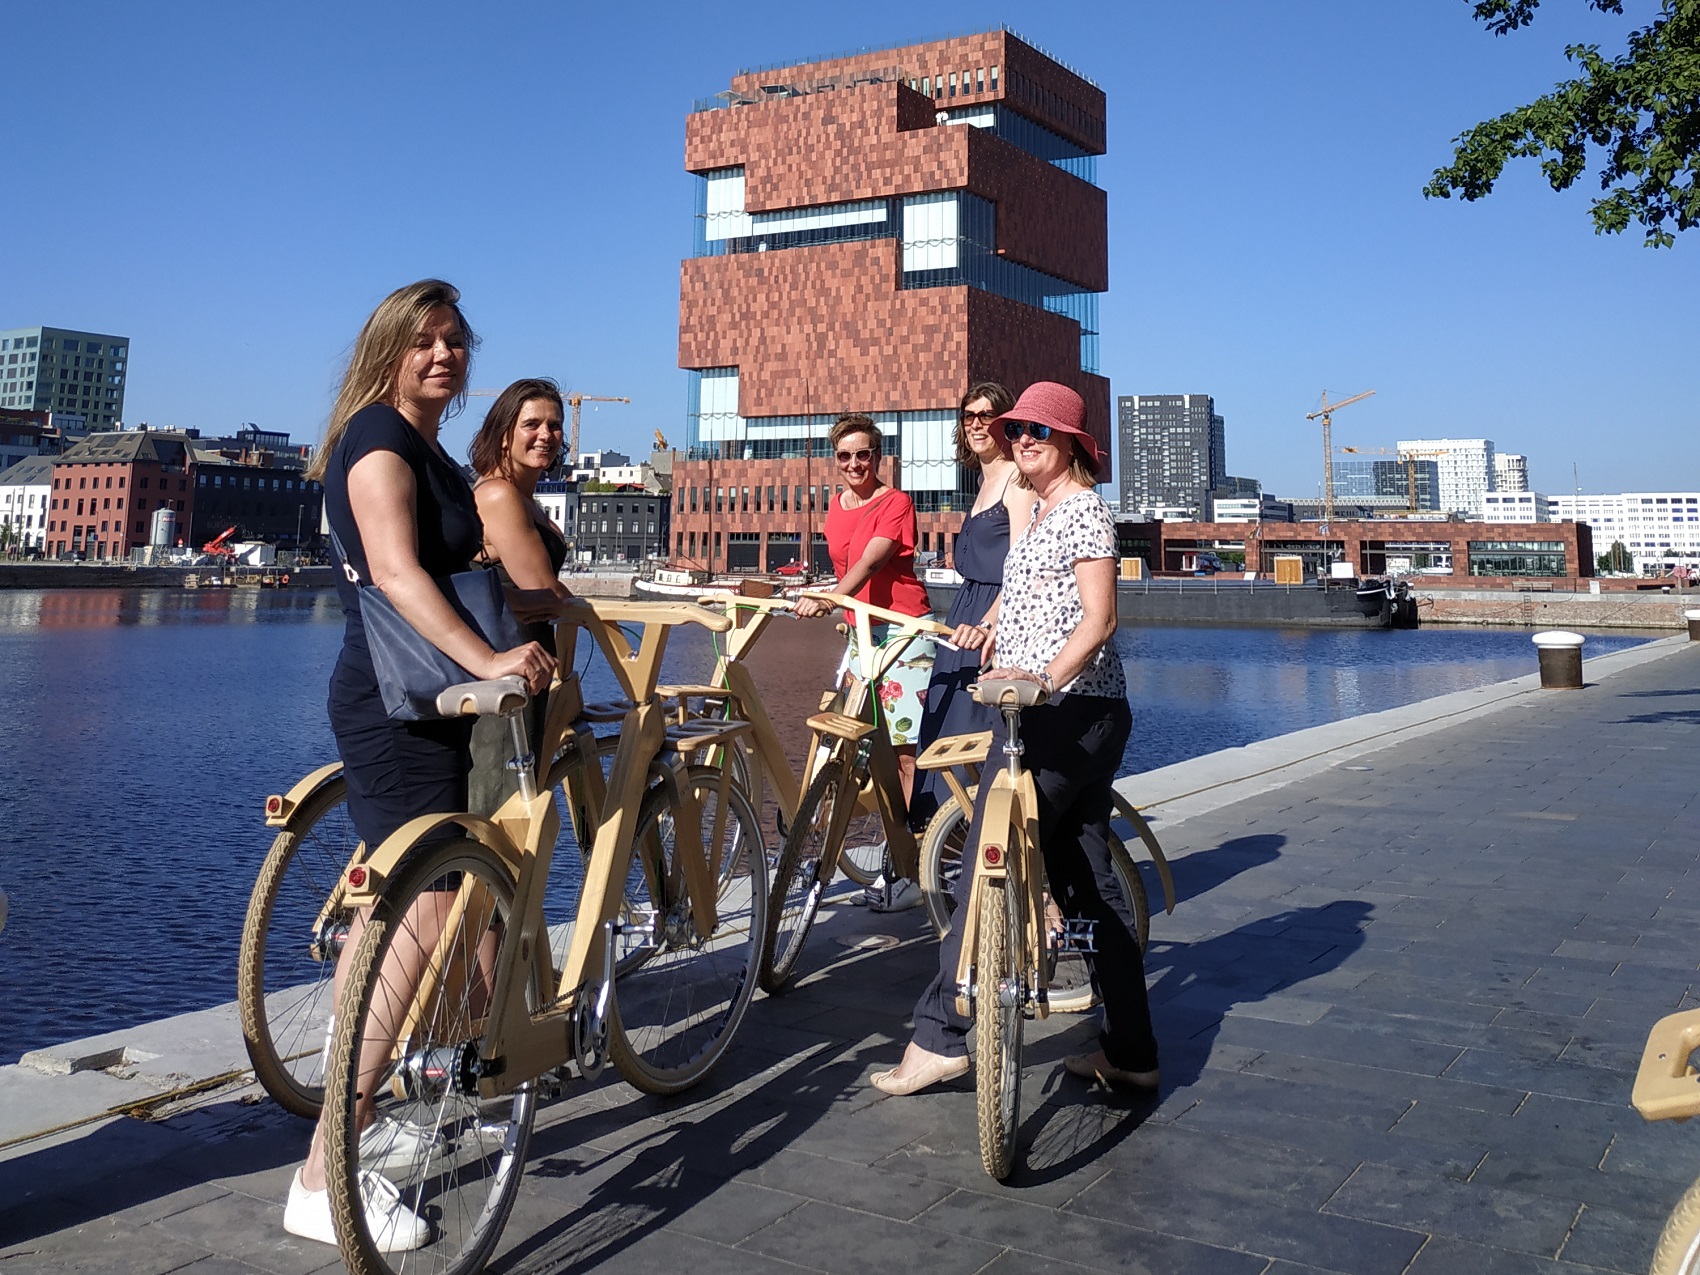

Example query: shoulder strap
[327,527,362,585]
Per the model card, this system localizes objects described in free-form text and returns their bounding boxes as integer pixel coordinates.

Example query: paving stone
[1402,1235,1608,1274]
[1557,1201,1662,1274]
[741,1198,1002,1275]
[1323,1161,1579,1256]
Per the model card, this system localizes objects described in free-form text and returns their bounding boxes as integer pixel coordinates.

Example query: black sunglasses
[961,409,1000,424]
[1001,420,1054,442]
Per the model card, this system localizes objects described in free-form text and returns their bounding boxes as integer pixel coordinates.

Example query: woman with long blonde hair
[284,280,554,1252]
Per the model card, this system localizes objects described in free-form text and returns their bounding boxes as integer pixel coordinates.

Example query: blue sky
[2,1,1692,498]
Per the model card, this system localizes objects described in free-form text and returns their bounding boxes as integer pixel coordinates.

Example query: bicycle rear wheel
[759,758,846,994]
[324,838,535,1275]
[922,792,1149,953]
[237,774,356,1119]
[607,766,768,1095]
[976,875,1023,1182]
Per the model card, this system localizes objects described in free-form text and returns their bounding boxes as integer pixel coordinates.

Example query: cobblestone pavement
[3,643,1698,1274]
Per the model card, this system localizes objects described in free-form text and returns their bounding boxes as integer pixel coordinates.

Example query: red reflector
[348,866,367,888]
[984,845,1002,866]
[265,796,282,815]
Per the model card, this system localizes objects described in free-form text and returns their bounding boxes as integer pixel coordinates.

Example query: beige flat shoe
[870,1054,970,1096]
[1064,1052,1159,1091]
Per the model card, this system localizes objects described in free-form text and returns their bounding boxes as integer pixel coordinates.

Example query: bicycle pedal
[1056,919,1098,955]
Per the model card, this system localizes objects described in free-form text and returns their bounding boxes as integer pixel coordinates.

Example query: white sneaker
[359,1115,435,1180]
[870,877,923,913]
[284,1167,430,1252]
[852,871,888,906]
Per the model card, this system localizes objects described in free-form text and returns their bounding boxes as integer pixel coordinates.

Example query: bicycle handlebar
[696,593,796,614]
[561,597,734,634]
[798,591,953,638]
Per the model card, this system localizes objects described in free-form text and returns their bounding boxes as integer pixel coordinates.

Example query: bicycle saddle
[972,678,1048,708]
[437,676,529,718]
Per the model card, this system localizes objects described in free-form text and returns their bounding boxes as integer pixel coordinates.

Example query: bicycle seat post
[506,711,538,803]
[1002,704,1025,779]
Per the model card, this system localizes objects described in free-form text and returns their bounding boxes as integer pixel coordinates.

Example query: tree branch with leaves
[1426,0,1700,247]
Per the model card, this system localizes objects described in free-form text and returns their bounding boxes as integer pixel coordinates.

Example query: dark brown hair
[956,381,1015,467]
[469,378,565,478]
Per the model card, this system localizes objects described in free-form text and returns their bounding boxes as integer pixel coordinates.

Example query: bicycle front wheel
[607,766,768,1095]
[237,774,356,1119]
[1652,1175,1700,1275]
[324,838,535,1275]
[976,875,1023,1182]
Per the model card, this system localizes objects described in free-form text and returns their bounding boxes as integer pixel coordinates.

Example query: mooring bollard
[1686,608,1700,641]
[1533,630,1586,689]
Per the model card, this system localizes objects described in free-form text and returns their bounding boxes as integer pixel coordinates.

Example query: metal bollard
[1686,609,1700,642]
[1532,630,1585,689]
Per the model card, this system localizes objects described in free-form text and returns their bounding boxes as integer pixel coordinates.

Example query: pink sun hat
[997,381,1104,475]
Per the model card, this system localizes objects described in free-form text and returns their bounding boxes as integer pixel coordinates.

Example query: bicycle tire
[921,791,1150,953]
[324,837,536,1275]
[976,875,1022,1181]
[1651,1175,1700,1275]
[607,765,767,1095]
[237,774,357,1119]
[759,758,845,994]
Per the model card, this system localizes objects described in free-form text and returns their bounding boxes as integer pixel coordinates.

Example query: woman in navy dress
[283,281,555,1252]
[907,382,1031,838]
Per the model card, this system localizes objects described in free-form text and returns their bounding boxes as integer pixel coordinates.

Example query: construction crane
[1307,389,1376,524]
[202,525,238,557]
[467,387,631,476]
[653,429,670,452]
[1338,444,1449,515]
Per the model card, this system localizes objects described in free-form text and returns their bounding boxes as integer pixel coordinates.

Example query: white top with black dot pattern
[995,490,1125,700]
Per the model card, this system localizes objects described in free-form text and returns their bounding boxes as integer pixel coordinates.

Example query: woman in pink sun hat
[871,380,1160,1097]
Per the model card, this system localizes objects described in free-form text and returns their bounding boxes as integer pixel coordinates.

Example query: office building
[191,458,324,550]
[1211,494,1295,524]
[0,327,130,430]
[672,29,1110,571]
[578,490,668,564]
[1330,458,1441,513]
[1549,491,1700,575]
[1397,438,1495,517]
[1493,453,1529,493]
[1480,491,1551,523]
[46,430,193,560]
[1118,394,1222,518]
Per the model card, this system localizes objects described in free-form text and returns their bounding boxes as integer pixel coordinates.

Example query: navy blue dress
[323,404,483,847]
[911,493,1015,827]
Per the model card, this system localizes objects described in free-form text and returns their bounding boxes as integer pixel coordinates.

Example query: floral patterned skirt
[836,618,938,748]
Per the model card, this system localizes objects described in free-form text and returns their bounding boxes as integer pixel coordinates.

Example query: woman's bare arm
[476,479,571,595]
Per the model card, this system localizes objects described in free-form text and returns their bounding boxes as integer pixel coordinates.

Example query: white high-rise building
[1480,491,1550,522]
[1493,453,1529,493]
[1549,491,1700,575]
[1397,438,1495,516]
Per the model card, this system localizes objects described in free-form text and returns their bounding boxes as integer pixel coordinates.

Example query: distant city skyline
[1,2,1693,497]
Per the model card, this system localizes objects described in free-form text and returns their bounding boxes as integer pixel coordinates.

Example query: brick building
[46,430,194,560]
[672,28,1109,573]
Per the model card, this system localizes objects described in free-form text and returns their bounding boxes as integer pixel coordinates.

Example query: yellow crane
[1338,444,1449,515]
[654,429,670,451]
[1307,389,1376,524]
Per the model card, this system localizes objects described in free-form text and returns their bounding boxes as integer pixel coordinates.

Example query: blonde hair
[307,279,478,481]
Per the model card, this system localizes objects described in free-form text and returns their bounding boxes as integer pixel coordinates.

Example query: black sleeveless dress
[910,494,1014,827]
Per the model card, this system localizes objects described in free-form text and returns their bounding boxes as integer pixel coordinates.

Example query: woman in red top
[795,414,935,908]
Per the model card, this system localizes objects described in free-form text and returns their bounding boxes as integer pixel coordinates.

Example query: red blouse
[824,486,931,617]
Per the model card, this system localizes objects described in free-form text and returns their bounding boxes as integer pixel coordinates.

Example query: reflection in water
[0,589,1662,1061]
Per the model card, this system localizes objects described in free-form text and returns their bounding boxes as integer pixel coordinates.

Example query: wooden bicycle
[757,590,955,993]
[915,734,1176,1013]
[320,599,768,1275]
[1633,1010,1700,1274]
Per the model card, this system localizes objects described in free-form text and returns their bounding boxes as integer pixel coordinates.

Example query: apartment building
[0,327,130,430]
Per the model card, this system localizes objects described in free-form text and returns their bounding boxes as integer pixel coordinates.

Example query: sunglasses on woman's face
[1002,420,1054,442]
[961,410,999,425]
[835,448,874,465]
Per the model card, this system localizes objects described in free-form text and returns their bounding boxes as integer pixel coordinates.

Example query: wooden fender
[1112,793,1176,916]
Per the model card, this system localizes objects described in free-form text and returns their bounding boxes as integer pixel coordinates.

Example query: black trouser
[910,693,1158,1073]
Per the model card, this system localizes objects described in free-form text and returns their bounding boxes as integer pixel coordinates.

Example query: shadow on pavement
[1155,832,1286,904]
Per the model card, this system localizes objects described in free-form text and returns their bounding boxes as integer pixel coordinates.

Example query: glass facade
[1467,541,1568,577]
[939,104,1097,183]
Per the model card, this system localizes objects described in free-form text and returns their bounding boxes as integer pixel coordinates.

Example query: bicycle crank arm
[1055,918,1098,955]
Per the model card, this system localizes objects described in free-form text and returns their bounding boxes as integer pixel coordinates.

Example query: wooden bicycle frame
[792,590,956,883]
[332,598,740,1098]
